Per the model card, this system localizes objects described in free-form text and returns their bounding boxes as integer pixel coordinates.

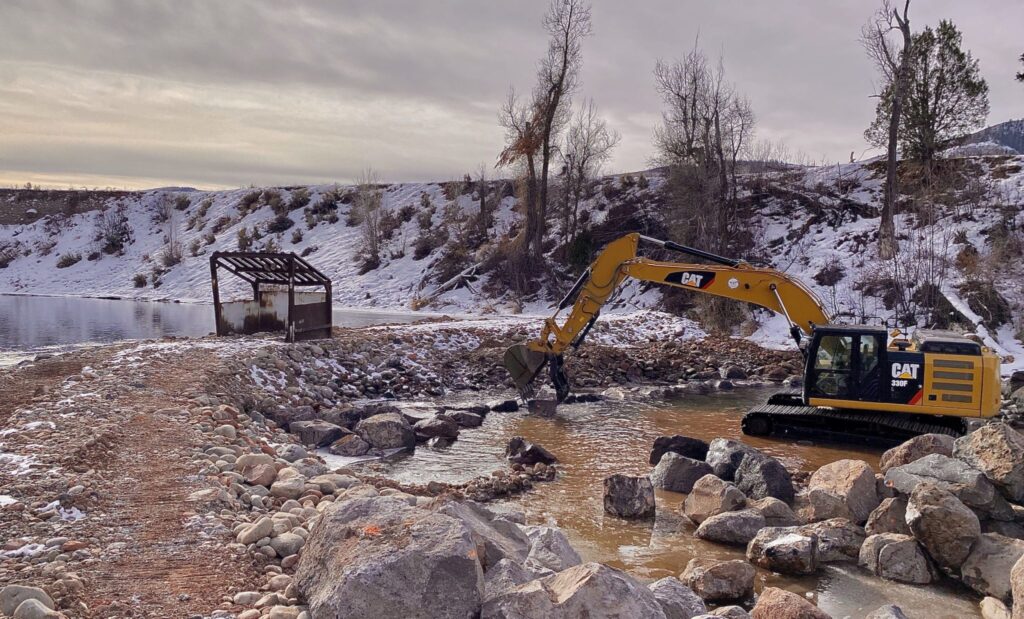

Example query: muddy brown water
[331,387,981,619]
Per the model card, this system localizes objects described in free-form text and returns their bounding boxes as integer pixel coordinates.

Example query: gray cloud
[0,0,1020,189]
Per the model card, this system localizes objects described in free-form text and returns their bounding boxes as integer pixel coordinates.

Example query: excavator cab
[804,326,886,403]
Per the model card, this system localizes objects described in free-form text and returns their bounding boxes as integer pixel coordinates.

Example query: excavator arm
[504,233,831,401]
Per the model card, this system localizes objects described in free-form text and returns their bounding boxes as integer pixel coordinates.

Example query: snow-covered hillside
[0,155,1021,369]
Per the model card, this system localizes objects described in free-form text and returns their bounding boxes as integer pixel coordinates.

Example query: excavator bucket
[503,345,571,402]
[503,344,547,400]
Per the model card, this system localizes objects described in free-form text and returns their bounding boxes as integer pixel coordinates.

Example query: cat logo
[891,362,920,379]
[666,270,715,289]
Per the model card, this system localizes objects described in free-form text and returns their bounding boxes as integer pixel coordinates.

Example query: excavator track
[741,403,967,446]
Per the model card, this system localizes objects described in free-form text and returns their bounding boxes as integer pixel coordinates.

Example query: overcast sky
[0,1,1021,190]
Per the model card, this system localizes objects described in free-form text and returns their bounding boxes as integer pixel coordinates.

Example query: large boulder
[438,501,531,570]
[884,454,1013,520]
[749,497,799,527]
[696,509,767,546]
[954,423,1024,503]
[1011,554,1024,619]
[735,453,794,503]
[905,481,981,569]
[603,474,656,519]
[414,416,460,440]
[329,434,371,457]
[961,533,1024,602]
[651,435,710,465]
[681,558,755,602]
[750,587,830,619]
[858,533,935,584]
[505,437,557,465]
[746,527,819,575]
[980,597,1011,619]
[683,475,746,524]
[447,410,484,428]
[794,489,855,524]
[651,453,713,493]
[705,439,760,481]
[879,433,955,473]
[522,526,581,573]
[295,496,484,619]
[798,518,865,563]
[865,606,909,619]
[0,587,54,617]
[808,459,879,524]
[483,558,534,601]
[355,413,416,450]
[482,562,667,619]
[237,453,278,487]
[865,497,910,536]
[289,420,345,447]
[648,577,707,619]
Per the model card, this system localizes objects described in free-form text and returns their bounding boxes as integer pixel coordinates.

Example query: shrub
[197,198,212,218]
[290,229,303,244]
[237,227,252,251]
[300,245,318,257]
[87,251,101,261]
[357,253,380,275]
[238,190,261,215]
[56,252,81,268]
[413,229,447,260]
[174,194,191,211]
[260,237,280,253]
[267,215,294,233]
[0,242,19,268]
[433,244,471,285]
[210,215,232,234]
[151,194,172,224]
[161,241,183,267]
[97,206,132,254]
[150,268,163,288]
[379,211,401,241]
[263,189,285,216]
[398,204,416,223]
[813,258,846,287]
[566,231,594,271]
[133,273,148,288]
[202,231,216,246]
[189,238,202,256]
[288,188,311,211]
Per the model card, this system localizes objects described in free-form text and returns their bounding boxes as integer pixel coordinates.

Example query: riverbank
[2,320,1023,618]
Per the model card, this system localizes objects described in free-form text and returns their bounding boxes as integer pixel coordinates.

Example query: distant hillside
[966,119,1024,153]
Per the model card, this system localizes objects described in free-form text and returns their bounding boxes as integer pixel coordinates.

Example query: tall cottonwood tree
[559,99,619,244]
[498,0,591,261]
[1016,52,1023,82]
[862,0,911,260]
[866,20,989,169]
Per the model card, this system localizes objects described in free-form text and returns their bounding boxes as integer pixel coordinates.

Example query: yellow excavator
[503,233,1002,441]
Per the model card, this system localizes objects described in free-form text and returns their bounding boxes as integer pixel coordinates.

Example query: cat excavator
[503,233,1002,442]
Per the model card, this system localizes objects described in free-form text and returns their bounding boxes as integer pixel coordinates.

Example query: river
[335,389,980,619]
[0,294,432,367]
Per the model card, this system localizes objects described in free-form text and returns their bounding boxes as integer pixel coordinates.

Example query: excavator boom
[505,233,831,401]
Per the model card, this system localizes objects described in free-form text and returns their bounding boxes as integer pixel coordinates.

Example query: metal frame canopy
[210,251,333,342]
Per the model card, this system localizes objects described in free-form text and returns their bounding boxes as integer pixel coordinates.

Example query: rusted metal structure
[210,251,332,342]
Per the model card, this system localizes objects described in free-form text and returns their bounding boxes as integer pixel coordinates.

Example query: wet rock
[482,562,667,619]
[603,474,656,519]
[278,444,307,462]
[413,416,460,440]
[859,533,934,584]
[750,587,829,619]
[289,420,344,447]
[864,606,909,619]
[746,527,819,575]
[328,434,370,457]
[295,496,483,619]
[794,489,855,523]
[705,606,750,619]
[808,459,879,524]
[438,501,530,570]
[651,453,713,493]
[523,525,581,572]
[735,453,794,503]
[884,454,1012,520]
[696,509,767,546]
[954,423,1024,503]
[879,433,955,473]
[11,599,61,619]
[0,586,55,616]
[961,533,1024,602]
[427,436,453,450]
[448,410,484,428]
[723,365,747,380]
[356,413,415,450]
[505,437,557,466]
[906,481,980,569]
[865,497,910,536]
[487,399,519,413]
[683,474,746,524]
[798,518,865,563]
[749,497,799,527]
[705,439,760,481]
[649,577,707,619]
[681,558,755,602]
[650,435,710,465]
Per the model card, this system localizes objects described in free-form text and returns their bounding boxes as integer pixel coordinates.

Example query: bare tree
[862,0,911,260]
[654,42,755,253]
[354,168,383,268]
[559,99,620,242]
[497,88,541,252]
